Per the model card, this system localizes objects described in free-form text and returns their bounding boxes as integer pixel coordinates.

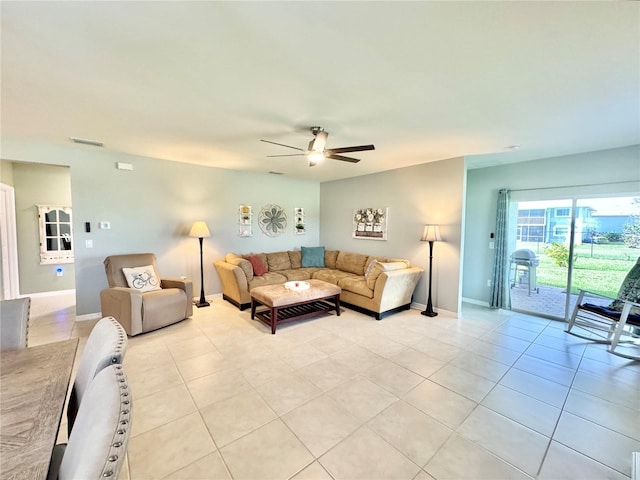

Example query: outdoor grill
[510,249,539,295]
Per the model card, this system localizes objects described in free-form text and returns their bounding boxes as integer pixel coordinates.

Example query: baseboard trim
[76,312,102,322]
[19,289,76,299]
[410,302,458,318]
[461,297,490,308]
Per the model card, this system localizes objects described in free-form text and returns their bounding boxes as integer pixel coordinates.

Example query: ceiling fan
[260,126,375,167]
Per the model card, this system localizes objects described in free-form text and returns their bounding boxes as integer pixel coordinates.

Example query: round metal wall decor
[258,204,287,237]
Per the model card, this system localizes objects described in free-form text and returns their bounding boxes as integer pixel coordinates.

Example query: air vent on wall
[69,137,104,147]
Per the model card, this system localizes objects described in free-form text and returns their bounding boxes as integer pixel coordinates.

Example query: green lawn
[517,243,639,298]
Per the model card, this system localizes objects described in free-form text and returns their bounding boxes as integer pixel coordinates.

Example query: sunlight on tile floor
[29,292,640,479]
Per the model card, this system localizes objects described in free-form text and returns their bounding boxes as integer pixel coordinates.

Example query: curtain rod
[508,180,638,193]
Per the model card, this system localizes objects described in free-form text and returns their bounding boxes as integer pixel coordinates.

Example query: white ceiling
[1,1,638,183]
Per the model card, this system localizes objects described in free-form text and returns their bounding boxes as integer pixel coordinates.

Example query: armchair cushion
[122,265,161,292]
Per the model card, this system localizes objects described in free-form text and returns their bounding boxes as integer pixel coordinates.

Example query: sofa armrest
[373,267,424,312]
[161,278,194,318]
[100,287,144,336]
[214,260,250,306]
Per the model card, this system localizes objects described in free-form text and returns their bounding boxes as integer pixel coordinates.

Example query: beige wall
[0,160,15,186]
[2,138,321,315]
[463,145,640,305]
[320,157,466,316]
[12,162,75,293]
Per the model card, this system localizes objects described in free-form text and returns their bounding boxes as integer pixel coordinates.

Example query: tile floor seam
[532,342,593,479]
[317,423,423,479]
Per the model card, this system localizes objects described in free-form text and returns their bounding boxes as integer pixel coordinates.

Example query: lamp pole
[196,236,209,308]
[421,239,437,317]
[420,224,441,317]
[189,221,211,308]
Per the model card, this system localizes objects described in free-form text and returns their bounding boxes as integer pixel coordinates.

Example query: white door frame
[0,183,20,299]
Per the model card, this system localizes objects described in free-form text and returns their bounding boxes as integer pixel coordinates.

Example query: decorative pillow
[364,259,378,279]
[301,246,325,267]
[246,254,268,276]
[122,265,161,292]
[225,252,242,263]
[365,261,407,289]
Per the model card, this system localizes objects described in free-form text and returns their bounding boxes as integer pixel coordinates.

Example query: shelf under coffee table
[250,279,341,334]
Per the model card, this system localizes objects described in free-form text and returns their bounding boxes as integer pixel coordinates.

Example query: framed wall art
[259,204,287,237]
[353,207,388,240]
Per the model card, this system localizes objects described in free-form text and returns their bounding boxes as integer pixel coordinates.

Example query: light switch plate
[99,221,111,230]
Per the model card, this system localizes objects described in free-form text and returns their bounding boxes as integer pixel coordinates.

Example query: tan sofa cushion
[336,252,369,275]
[288,250,302,269]
[339,276,374,298]
[248,272,287,289]
[313,269,357,285]
[325,250,339,269]
[267,252,291,271]
[279,269,312,281]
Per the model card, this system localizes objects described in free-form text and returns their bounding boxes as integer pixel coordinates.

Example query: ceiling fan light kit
[261,126,374,167]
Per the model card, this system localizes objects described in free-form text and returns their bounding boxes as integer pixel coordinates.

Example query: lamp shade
[189,221,211,238]
[420,224,441,242]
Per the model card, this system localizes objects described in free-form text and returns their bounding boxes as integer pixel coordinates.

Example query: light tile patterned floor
[29,292,640,480]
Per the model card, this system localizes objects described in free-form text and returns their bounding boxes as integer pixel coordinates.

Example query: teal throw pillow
[301,246,325,268]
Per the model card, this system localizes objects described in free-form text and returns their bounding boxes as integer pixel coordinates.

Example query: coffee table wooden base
[251,295,341,334]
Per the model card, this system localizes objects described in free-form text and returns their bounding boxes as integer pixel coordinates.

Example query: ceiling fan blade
[326,144,375,154]
[260,139,304,151]
[327,154,361,163]
[266,154,304,157]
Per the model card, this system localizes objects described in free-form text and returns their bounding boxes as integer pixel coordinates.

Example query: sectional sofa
[214,248,424,319]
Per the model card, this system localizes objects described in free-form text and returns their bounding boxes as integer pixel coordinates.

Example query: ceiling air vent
[69,137,104,147]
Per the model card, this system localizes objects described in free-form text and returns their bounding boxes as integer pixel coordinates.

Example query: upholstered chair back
[67,316,127,435]
[51,364,131,480]
[0,297,30,351]
[104,253,158,288]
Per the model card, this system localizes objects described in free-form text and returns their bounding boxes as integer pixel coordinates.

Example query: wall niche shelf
[238,205,252,237]
[294,207,305,235]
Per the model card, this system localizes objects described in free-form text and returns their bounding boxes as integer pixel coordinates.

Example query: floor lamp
[420,224,441,317]
[189,221,211,308]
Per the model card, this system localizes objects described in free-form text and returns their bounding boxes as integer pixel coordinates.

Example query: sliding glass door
[509,199,572,319]
[509,195,639,321]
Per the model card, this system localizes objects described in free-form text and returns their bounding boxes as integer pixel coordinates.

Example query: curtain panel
[490,188,511,309]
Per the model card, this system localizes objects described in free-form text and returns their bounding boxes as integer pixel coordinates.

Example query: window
[38,205,74,264]
[555,208,571,217]
[553,225,569,237]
